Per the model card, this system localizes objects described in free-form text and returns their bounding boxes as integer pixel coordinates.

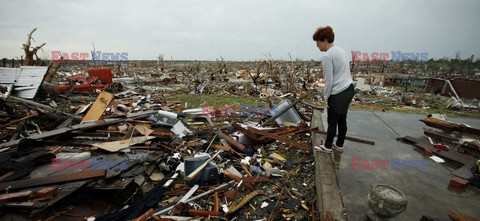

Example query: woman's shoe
[313,145,332,153]
[333,143,344,152]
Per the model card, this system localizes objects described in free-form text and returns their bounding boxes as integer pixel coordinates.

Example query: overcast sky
[0,0,479,61]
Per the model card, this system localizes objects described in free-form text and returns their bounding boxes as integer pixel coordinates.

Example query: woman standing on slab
[312,26,355,153]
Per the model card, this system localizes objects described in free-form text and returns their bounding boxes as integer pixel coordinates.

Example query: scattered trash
[429,155,445,163]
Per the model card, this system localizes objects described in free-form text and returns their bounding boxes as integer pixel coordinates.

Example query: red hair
[312,26,335,43]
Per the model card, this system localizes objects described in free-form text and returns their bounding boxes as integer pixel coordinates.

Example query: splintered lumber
[81,91,114,123]
[0,170,106,191]
[227,190,265,214]
[215,131,246,151]
[232,122,261,140]
[421,117,480,136]
[424,130,460,142]
[0,171,15,182]
[222,170,254,190]
[213,191,219,212]
[0,191,32,203]
[447,210,478,221]
[188,210,219,217]
[35,187,58,198]
[247,127,311,152]
[241,164,253,177]
[401,136,475,165]
[133,208,155,221]
[7,96,81,120]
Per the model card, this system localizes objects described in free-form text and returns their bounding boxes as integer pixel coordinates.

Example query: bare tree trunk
[22,28,46,66]
[44,57,63,83]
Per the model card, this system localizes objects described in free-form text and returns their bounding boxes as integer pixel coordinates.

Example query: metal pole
[153,180,234,216]
[261,90,314,126]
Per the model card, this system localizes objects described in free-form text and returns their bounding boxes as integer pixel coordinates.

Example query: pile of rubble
[0,73,325,220]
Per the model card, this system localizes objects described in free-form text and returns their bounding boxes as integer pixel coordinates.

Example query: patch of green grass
[164,94,265,109]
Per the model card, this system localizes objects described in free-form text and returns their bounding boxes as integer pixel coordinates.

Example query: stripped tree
[22,28,46,66]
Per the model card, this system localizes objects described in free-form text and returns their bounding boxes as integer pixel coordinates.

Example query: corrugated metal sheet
[0,66,48,99]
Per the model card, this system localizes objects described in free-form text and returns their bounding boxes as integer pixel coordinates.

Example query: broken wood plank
[35,187,58,198]
[401,136,476,165]
[133,208,155,221]
[81,91,114,123]
[424,130,460,143]
[0,170,106,191]
[247,127,311,152]
[241,164,253,177]
[0,190,32,203]
[4,201,47,209]
[227,190,266,214]
[447,210,478,221]
[214,131,246,152]
[7,96,81,120]
[0,171,15,182]
[213,191,219,213]
[188,210,219,217]
[232,122,261,140]
[222,170,254,190]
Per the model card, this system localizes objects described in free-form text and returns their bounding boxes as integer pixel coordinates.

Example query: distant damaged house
[384,75,428,87]
[353,74,385,91]
[425,78,480,99]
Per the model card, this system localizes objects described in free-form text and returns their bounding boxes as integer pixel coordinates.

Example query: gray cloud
[1,0,479,60]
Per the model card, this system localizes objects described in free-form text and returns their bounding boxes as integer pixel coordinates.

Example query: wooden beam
[0,191,32,203]
[247,127,311,152]
[215,131,246,152]
[0,170,106,191]
[227,190,265,214]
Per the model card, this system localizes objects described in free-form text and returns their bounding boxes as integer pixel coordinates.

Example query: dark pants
[325,84,355,148]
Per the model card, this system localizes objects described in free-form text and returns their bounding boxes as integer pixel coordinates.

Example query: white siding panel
[0,66,48,99]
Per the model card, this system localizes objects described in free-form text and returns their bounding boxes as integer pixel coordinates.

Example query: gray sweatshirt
[321,45,353,100]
